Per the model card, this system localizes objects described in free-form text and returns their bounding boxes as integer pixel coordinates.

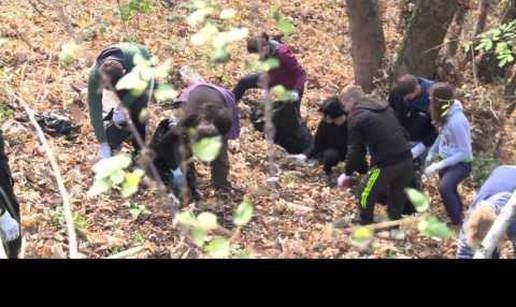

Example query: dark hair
[319,97,345,119]
[396,74,419,97]
[246,32,269,53]
[99,60,125,88]
[429,82,455,126]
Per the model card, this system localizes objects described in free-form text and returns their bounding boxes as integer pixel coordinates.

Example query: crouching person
[87,43,153,159]
[175,81,240,192]
[303,97,349,183]
[338,86,414,225]
[457,165,516,258]
[149,117,198,203]
[0,130,21,258]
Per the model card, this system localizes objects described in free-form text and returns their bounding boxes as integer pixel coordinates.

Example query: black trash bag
[251,101,313,154]
[33,111,79,139]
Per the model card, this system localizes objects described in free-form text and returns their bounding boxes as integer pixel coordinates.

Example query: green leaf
[186,7,213,26]
[192,227,206,247]
[271,85,295,101]
[418,216,452,239]
[92,154,132,178]
[59,42,80,66]
[351,226,374,243]
[154,84,179,102]
[88,177,112,197]
[252,58,280,72]
[405,188,430,213]
[116,71,148,92]
[192,136,222,162]
[277,18,295,34]
[219,8,236,19]
[204,237,230,258]
[210,46,231,64]
[121,169,144,197]
[110,169,126,185]
[196,212,218,230]
[175,211,197,226]
[234,198,253,226]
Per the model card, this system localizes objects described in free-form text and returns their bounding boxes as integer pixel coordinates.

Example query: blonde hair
[340,85,364,103]
[466,202,497,247]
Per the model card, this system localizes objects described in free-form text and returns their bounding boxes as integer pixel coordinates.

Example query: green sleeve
[87,67,107,144]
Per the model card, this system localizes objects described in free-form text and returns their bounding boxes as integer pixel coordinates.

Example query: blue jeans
[438,162,472,225]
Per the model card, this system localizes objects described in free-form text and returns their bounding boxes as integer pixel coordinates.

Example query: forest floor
[0,0,514,258]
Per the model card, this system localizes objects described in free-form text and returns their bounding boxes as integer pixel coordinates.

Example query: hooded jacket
[456,165,516,258]
[345,96,411,176]
[388,77,437,146]
[87,43,152,144]
[427,100,473,171]
[266,41,306,91]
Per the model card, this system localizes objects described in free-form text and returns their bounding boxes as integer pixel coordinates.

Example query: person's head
[99,60,125,90]
[429,82,455,126]
[320,97,346,125]
[339,85,365,113]
[466,202,497,248]
[396,74,422,102]
[247,33,271,59]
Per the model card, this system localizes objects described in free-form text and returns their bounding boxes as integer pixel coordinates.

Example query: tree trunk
[446,4,468,59]
[477,0,516,83]
[397,0,416,34]
[474,192,516,258]
[345,0,385,93]
[474,0,490,37]
[393,0,459,79]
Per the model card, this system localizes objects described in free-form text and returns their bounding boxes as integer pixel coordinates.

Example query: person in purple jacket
[174,79,239,192]
[233,33,307,117]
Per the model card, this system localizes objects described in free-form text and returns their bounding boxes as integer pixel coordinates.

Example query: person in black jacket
[0,130,21,258]
[389,74,438,159]
[338,86,415,225]
[303,97,366,182]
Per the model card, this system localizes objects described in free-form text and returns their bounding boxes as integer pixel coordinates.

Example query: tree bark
[393,0,459,79]
[345,0,385,93]
[474,0,490,37]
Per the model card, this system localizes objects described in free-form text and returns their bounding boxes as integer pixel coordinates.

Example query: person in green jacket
[87,43,152,159]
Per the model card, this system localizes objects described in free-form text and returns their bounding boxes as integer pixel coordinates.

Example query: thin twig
[6,90,78,258]
[105,245,145,258]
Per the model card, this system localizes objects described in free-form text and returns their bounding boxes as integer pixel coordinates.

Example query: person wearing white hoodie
[425,83,473,225]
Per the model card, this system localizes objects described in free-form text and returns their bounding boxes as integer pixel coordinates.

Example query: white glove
[291,90,300,102]
[0,210,20,242]
[337,174,352,188]
[112,108,127,128]
[287,154,307,164]
[411,142,426,160]
[171,167,185,191]
[424,162,443,177]
[99,142,112,159]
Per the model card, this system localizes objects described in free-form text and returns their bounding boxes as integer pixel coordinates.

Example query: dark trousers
[211,140,230,190]
[232,73,304,116]
[322,149,345,175]
[358,159,414,225]
[438,162,472,225]
[0,131,21,258]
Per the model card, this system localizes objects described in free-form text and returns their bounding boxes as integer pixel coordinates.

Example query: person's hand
[112,108,127,128]
[99,142,112,160]
[291,90,300,102]
[287,154,308,165]
[337,174,352,189]
[0,210,20,242]
[425,153,435,167]
[410,142,426,160]
[171,168,185,192]
[424,162,442,177]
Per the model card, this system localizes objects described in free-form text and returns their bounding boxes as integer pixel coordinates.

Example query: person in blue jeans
[424,83,473,225]
[456,165,516,258]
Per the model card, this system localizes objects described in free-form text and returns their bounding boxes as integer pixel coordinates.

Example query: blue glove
[170,167,185,192]
[0,210,20,242]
